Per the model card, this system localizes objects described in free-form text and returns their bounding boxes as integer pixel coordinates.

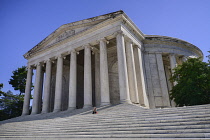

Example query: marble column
[38,69,44,113]
[84,46,92,108]
[133,46,149,106]
[22,66,33,115]
[156,53,170,107]
[139,47,150,107]
[95,51,101,107]
[144,52,155,108]
[53,55,63,112]
[31,63,42,115]
[125,40,139,104]
[42,60,52,113]
[68,51,77,110]
[100,39,110,106]
[164,65,175,107]
[169,53,177,85]
[116,31,131,104]
[177,56,183,65]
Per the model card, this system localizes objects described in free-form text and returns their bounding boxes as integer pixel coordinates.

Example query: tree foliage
[1,66,32,121]
[9,66,27,95]
[0,84,24,121]
[170,58,210,106]
[207,51,210,63]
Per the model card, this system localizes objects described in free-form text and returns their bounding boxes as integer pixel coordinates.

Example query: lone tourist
[92,107,98,114]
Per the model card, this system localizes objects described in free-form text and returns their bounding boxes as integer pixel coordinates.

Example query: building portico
[22,10,203,115]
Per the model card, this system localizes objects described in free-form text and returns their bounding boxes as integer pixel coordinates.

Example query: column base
[41,111,49,114]
[30,111,38,115]
[120,99,132,104]
[100,102,110,107]
[53,109,61,113]
[67,107,76,111]
[132,102,140,104]
[21,112,29,116]
[83,105,92,109]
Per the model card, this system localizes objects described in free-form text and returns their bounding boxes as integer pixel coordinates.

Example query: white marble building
[22,10,203,115]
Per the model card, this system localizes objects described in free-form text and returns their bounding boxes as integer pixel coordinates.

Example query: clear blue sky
[0,0,209,94]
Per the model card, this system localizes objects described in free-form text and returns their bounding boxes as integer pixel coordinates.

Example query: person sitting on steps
[92,107,98,114]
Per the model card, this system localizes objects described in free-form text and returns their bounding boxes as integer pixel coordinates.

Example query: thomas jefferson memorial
[22,10,203,115]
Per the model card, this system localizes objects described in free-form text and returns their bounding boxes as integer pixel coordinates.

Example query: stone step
[2,126,210,134]
[1,113,210,131]
[8,116,209,128]
[97,108,210,116]
[0,133,210,138]
[4,104,210,119]
[3,116,209,127]
[1,131,210,138]
[68,113,210,121]
[2,104,210,125]
[1,122,209,133]
[2,112,209,124]
[3,113,209,129]
[1,104,210,139]
[4,113,209,125]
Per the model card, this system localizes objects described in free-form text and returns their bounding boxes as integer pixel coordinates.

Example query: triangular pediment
[24,10,124,59]
[44,25,96,49]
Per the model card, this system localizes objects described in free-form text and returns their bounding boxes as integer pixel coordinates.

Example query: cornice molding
[143,35,203,59]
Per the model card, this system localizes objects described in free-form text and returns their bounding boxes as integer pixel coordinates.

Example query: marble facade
[22,10,203,115]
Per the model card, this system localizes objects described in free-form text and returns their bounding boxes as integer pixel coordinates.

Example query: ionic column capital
[113,30,125,37]
[43,58,52,63]
[83,44,91,49]
[99,37,109,44]
[117,30,124,36]
[55,54,66,60]
[34,62,43,67]
[68,49,78,54]
[169,53,176,56]
[71,49,77,53]
[26,65,33,70]
[99,37,107,42]
[58,54,63,58]
[135,45,145,52]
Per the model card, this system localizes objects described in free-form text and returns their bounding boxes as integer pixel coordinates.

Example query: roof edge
[144,35,203,58]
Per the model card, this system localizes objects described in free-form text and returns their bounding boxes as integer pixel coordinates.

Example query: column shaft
[31,64,42,115]
[133,46,149,107]
[84,46,92,108]
[42,60,52,113]
[95,52,101,107]
[38,70,44,113]
[53,56,63,112]
[156,53,170,107]
[144,52,155,108]
[100,39,110,106]
[116,32,131,104]
[22,66,33,115]
[169,54,177,85]
[169,54,177,106]
[68,51,77,110]
[125,41,139,104]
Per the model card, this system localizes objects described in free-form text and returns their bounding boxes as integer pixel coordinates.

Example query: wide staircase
[0,103,210,139]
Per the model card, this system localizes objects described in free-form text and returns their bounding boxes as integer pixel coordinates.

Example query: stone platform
[1,104,210,139]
